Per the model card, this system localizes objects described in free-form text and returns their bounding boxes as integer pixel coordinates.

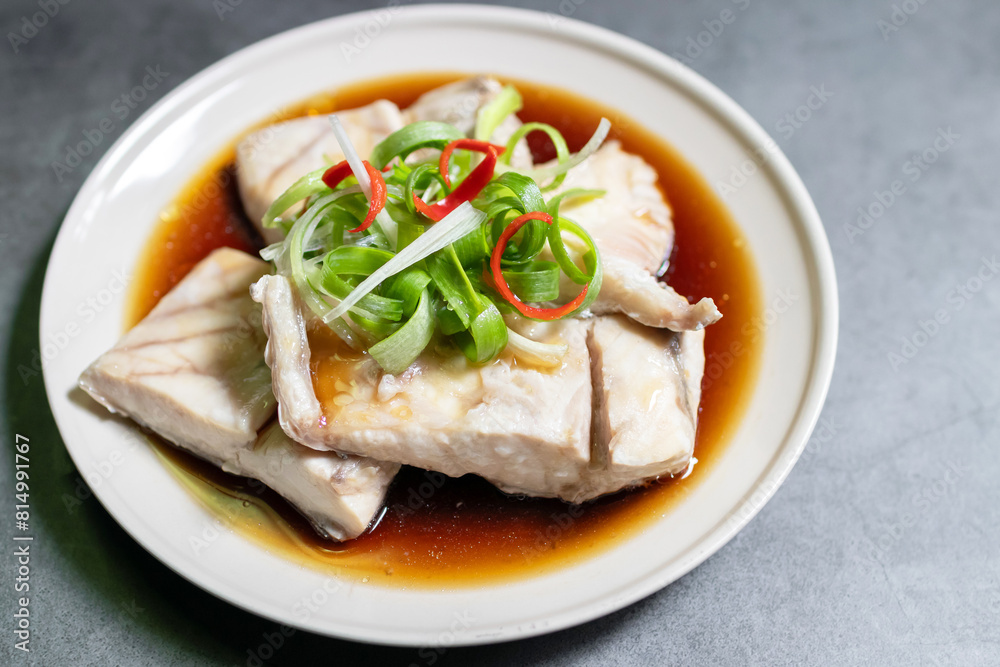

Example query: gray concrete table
[2,1,997,665]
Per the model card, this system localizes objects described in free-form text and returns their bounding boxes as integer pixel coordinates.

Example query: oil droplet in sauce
[126,73,763,588]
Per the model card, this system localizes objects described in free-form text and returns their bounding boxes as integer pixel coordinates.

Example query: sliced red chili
[321,160,352,189]
[490,212,590,320]
[438,139,506,188]
[413,143,504,222]
[321,159,387,233]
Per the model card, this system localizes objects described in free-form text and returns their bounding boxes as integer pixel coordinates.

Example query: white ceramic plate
[41,5,837,646]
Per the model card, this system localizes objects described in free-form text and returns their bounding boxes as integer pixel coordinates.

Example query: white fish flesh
[550,141,721,331]
[235,100,406,243]
[79,248,398,540]
[252,273,705,502]
[403,76,533,168]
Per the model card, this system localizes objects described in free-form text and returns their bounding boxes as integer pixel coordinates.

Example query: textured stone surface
[1,0,997,665]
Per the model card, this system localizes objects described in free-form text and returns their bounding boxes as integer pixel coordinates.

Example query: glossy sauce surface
[128,73,763,587]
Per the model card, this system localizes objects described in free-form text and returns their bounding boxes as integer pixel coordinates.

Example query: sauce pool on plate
[126,73,763,587]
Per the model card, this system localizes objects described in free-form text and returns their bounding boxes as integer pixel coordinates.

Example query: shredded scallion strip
[260,86,610,373]
[474,85,523,142]
[502,118,611,187]
[322,202,486,323]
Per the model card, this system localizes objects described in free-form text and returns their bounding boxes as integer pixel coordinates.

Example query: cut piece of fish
[252,274,593,500]
[550,141,721,331]
[402,75,534,168]
[236,77,534,246]
[80,247,275,462]
[234,422,398,540]
[253,273,706,503]
[79,247,398,540]
[573,315,704,502]
[235,100,406,243]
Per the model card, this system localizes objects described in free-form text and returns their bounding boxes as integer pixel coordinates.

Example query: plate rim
[40,3,838,646]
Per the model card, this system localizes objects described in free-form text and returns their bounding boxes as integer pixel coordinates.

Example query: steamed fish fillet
[235,100,406,242]
[78,247,398,540]
[403,76,534,168]
[551,141,721,331]
[80,247,275,461]
[235,77,533,245]
[253,274,593,500]
[237,422,398,540]
[252,273,705,503]
[576,316,704,500]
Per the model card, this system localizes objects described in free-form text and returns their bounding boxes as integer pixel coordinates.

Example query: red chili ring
[489,212,590,320]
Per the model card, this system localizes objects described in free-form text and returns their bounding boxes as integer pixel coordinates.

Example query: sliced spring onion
[506,118,611,187]
[283,192,362,348]
[436,305,467,336]
[500,122,570,191]
[369,121,464,170]
[452,224,490,267]
[426,245,483,328]
[506,328,568,368]
[319,247,403,322]
[368,288,435,374]
[321,202,486,323]
[324,245,393,275]
[404,163,448,215]
[546,216,604,303]
[501,260,561,302]
[474,84,522,142]
[261,166,328,229]
[482,172,548,263]
[483,171,545,213]
[383,268,432,318]
[260,241,284,262]
[453,298,508,364]
[329,115,398,247]
[260,86,610,373]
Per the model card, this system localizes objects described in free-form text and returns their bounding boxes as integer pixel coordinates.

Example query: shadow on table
[5,235,644,666]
